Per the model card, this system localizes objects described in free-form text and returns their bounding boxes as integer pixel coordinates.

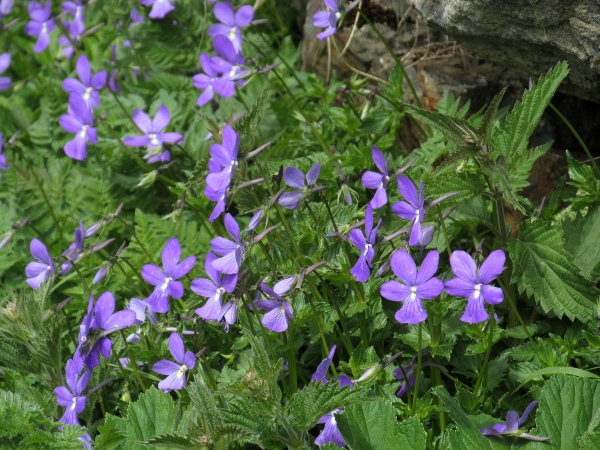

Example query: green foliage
[508,220,599,322]
[562,202,600,282]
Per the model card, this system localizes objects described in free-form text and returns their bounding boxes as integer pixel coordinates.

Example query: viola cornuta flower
[193,53,222,107]
[142,237,196,313]
[392,176,425,247]
[55,354,91,426]
[445,249,505,324]
[82,292,137,369]
[0,0,14,21]
[349,204,382,282]
[210,35,250,98]
[206,124,239,191]
[247,209,263,232]
[192,252,237,321]
[140,0,175,19]
[59,93,97,161]
[204,184,228,223]
[380,250,444,324]
[210,213,245,274]
[312,345,337,384]
[58,19,83,59]
[255,276,296,333]
[25,0,55,53]
[126,298,156,342]
[152,332,196,392]
[0,133,7,177]
[278,163,321,210]
[481,401,550,441]
[208,1,254,54]
[62,54,106,109]
[312,0,341,41]
[123,105,183,163]
[0,53,11,91]
[218,300,237,332]
[361,146,390,209]
[130,6,145,23]
[315,408,346,447]
[25,238,56,290]
[59,220,85,275]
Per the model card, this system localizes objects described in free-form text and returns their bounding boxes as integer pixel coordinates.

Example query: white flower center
[70,397,77,410]
[149,133,160,145]
[161,277,173,290]
[215,287,225,301]
[410,286,418,300]
[83,86,93,100]
[229,26,238,41]
[474,283,481,299]
[414,209,421,222]
[363,243,371,257]
[42,22,48,33]
[177,364,188,378]
[335,12,342,20]
[80,125,88,138]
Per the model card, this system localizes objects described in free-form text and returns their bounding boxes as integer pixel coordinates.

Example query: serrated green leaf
[336,401,399,450]
[492,61,569,163]
[511,367,599,395]
[395,416,427,449]
[93,415,127,450]
[508,220,598,322]
[565,150,594,185]
[532,375,600,448]
[140,434,203,449]
[433,386,493,450]
[478,87,507,145]
[562,202,600,282]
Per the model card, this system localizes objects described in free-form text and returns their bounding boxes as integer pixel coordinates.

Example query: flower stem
[474,311,495,396]
[411,322,423,414]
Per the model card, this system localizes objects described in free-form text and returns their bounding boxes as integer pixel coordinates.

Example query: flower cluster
[59,0,86,58]
[193,2,253,107]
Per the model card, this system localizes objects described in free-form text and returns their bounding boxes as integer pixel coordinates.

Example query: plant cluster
[1,0,600,449]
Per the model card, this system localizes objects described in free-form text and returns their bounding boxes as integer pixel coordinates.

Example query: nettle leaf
[434,386,493,450]
[478,87,507,145]
[491,61,569,163]
[508,220,598,323]
[531,375,600,449]
[140,434,204,449]
[337,401,399,450]
[286,381,364,430]
[562,202,600,282]
[97,386,179,450]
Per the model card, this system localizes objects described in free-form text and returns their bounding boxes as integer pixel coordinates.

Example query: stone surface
[407,0,600,102]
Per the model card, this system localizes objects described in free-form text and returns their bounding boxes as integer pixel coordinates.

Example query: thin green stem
[120,331,147,391]
[437,207,452,256]
[411,323,423,414]
[474,312,495,396]
[549,102,600,179]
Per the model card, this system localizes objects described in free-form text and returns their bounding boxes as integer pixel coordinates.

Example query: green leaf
[336,401,398,450]
[395,416,427,449]
[478,87,507,145]
[533,375,600,448]
[511,366,599,395]
[140,434,204,449]
[234,91,269,151]
[562,202,600,282]
[286,381,365,430]
[400,101,479,148]
[93,415,127,450]
[508,220,599,322]
[433,386,493,450]
[565,150,594,185]
[492,61,569,163]
[187,380,223,437]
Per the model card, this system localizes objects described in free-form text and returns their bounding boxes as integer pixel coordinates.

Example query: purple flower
[218,300,237,332]
[204,184,228,223]
[59,93,97,161]
[140,0,175,20]
[315,409,346,447]
[58,19,83,59]
[380,250,444,324]
[81,292,137,369]
[59,220,85,275]
[0,0,14,21]
[0,133,7,175]
[255,276,296,333]
[206,124,239,191]
[210,35,250,98]
[152,333,196,392]
[192,252,237,321]
[193,53,222,107]
[0,53,11,91]
[123,105,183,163]
[445,250,505,324]
[247,209,263,232]
[141,237,196,313]
[361,146,390,209]
[93,264,109,285]
[278,163,321,210]
[349,204,382,282]
[25,0,55,53]
[79,434,92,450]
[312,345,337,384]
[126,298,156,342]
[25,238,56,290]
[208,1,254,54]
[62,55,106,109]
[55,355,91,425]
[481,400,550,441]
[312,0,341,41]
[392,176,425,247]
[130,6,145,23]
[210,213,245,274]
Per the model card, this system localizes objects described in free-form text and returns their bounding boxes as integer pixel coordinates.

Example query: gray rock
[406,0,600,102]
